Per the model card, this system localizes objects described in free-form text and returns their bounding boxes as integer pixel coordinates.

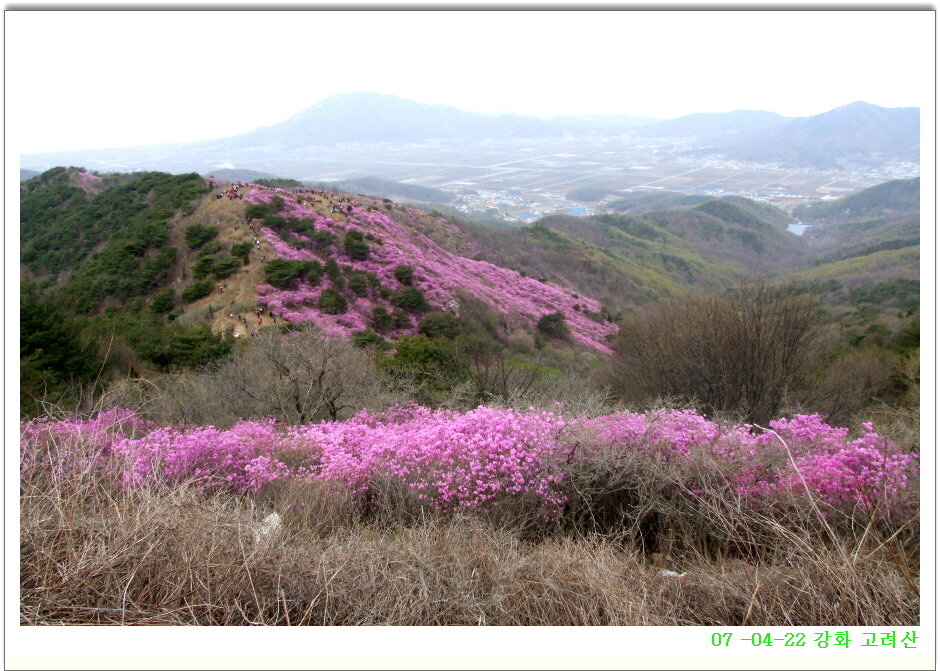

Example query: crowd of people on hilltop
[216,182,244,200]
[208,180,360,212]
[269,189,358,216]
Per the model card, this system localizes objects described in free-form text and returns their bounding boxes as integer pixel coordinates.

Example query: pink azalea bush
[245,185,618,352]
[115,418,289,492]
[21,407,918,522]
[757,415,917,510]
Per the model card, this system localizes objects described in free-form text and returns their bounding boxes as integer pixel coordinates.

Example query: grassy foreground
[20,407,919,626]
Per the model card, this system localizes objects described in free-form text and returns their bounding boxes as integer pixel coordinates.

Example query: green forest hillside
[786,180,921,346]
[20,169,231,410]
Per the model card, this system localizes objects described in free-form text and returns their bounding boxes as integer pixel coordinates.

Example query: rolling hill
[21,167,920,379]
[785,179,921,344]
[410,192,809,313]
[606,191,709,215]
[200,168,287,183]
[19,168,621,379]
[18,166,813,379]
[333,176,453,204]
[794,177,920,224]
[799,178,921,263]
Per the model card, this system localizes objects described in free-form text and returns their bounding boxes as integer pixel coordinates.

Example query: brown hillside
[167,189,270,337]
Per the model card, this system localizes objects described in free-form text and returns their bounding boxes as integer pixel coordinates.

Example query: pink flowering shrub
[757,415,918,511]
[256,281,372,333]
[276,405,571,512]
[21,408,918,520]
[582,409,745,458]
[576,410,917,514]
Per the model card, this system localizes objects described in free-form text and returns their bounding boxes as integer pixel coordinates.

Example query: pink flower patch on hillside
[70,170,105,195]
[246,185,618,352]
[260,228,319,261]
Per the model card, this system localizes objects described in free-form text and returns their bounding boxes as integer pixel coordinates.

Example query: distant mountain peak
[838,100,877,109]
[228,91,618,148]
[820,100,918,116]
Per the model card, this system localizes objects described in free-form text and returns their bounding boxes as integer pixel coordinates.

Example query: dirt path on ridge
[172,188,272,337]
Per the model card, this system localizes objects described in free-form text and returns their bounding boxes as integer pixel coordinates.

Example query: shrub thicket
[212,257,240,279]
[230,242,252,263]
[606,281,822,425]
[371,306,395,333]
[344,230,370,260]
[150,288,176,314]
[264,259,322,289]
[192,255,215,279]
[418,311,461,339]
[310,231,335,250]
[19,397,919,625]
[20,281,101,415]
[352,329,388,349]
[348,271,369,298]
[394,264,414,285]
[537,312,570,339]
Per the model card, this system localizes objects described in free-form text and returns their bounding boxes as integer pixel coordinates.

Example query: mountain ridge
[635,109,794,140]
[21,94,918,177]
[794,177,920,223]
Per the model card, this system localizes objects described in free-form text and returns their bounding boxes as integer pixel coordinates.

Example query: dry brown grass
[21,463,919,626]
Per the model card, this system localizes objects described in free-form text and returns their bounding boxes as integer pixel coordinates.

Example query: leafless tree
[214,324,389,424]
[105,324,392,426]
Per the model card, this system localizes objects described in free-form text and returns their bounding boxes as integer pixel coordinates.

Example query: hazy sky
[7,9,935,154]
